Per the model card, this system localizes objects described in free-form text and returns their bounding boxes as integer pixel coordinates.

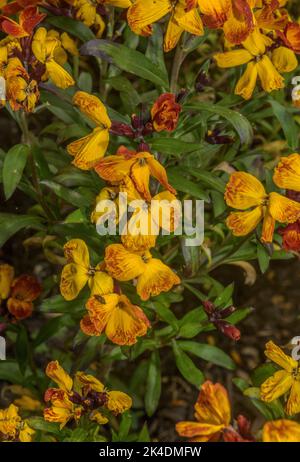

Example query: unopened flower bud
[110,121,135,138]
[202,300,215,315]
[216,320,241,341]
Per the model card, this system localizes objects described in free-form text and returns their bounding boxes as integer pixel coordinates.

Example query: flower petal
[45,360,73,392]
[214,49,252,68]
[225,172,266,209]
[268,192,300,224]
[127,0,172,33]
[260,370,293,402]
[68,127,109,170]
[107,390,132,414]
[264,340,298,372]
[60,263,89,301]
[263,419,300,442]
[136,257,180,301]
[235,61,258,100]
[272,47,298,73]
[256,55,284,93]
[73,91,111,127]
[104,244,146,281]
[226,207,264,236]
[273,153,300,191]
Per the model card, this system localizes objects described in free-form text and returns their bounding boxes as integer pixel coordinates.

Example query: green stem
[19,112,56,221]
[170,42,186,94]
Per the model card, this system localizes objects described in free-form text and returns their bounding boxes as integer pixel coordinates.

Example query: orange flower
[82,293,150,345]
[95,146,176,202]
[201,0,254,45]
[176,381,231,442]
[0,5,45,38]
[279,22,300,54]
[278,221,300,252]
[263,419,300,442]
[151,93,181,132]
[104,243,180,301]
[224,171,300,243]
[0,263,14,300]
[7,275,42,320]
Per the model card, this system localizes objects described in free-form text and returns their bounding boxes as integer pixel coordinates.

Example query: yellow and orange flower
[214,29,297,99]
[127,0,204,52]
[224,171,300,243]
[7,274,42,320]
[60,238,113,301]
[176,380,231,442]
[262,419,300,442]
[0,5,45,38]
[6,71,39,112]
[104,243,180,300]
[273,153,300,192]
[32,27,75,89]
[151,93,181,132]
[67,91,111,170]
[201,0,254,44]
[0,404,35,442]
[95,146,176,202]
[82,292,150,345]
[44,360,132,428]
[260,341,300,416]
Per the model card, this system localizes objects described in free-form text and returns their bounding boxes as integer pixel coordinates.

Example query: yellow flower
[67,91,111,170]
[127,0,204,52]
[6,73,39,113]
[0,263,14,300]
[176,381,231,442]
[95,146,176,202]
[224,171,300,243]
[214,29,297,99]
[44,361,132,428]
[60,239,114,301]
[0,404,35,442]
[104,243,180,300]
[32,27,75,89]
[273,153,300,192]
[82,293,150,345]
[260,341,300,416]
[263,419,300,442]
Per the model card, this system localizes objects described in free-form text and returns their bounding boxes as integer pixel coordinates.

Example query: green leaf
[145,351,161,417]
[214,283,234,307]
[16,325,29,375]
[177,341,236,370]
[117,412,132,441]
[0,213,44,248]
[148,301,179,331]
[257,242,270,274]
[137,423,151,443]
[39,293,88,313]
[40,180,89,208]
[0,360,24,384]
[34,315,69,346]
[80,40,169,88]
[184,103,253,145]
[2,144,29,199]
[172,340,204,388]
[149,138,200,156]
[27,417,63,436]
[251,363,278,387]
[46,16,95,42]
[167,169,210,201]
[78,72,93,93]
[184,169,226,194]
[269,99,298,150]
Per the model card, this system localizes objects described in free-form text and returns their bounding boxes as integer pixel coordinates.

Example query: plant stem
[170,42,186,94]
[19,112,56,221]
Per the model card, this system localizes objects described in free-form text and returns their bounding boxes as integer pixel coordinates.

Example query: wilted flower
[7,274,42,320]
[176,380,231,442]
[151,93,181,132]
[67,91,111,170]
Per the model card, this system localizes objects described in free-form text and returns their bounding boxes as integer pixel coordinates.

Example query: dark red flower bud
[219,305,237,318]
[110,121,135,138]
[286,190,300,203]
[195,70,210,92]
[278,221,300,251]
[131,113,142,130]
[176,88,188,104]
[216,321,241,341]
[137,142,150,152]
[142,121,154,136]
[202,300,215,315]
[236,415,254,440]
